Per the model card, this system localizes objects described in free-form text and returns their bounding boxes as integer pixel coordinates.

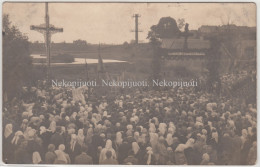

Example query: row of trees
[3,15,33,100]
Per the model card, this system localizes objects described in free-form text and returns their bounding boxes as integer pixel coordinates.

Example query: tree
[73,39,87,45]
[177,18,185,30]
[147,17,181,39]
[3,14,32,100]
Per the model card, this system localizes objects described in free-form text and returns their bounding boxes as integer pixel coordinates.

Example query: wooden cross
[30,2,63,82]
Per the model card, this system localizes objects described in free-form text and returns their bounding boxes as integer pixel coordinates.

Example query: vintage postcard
[2,2,257,165]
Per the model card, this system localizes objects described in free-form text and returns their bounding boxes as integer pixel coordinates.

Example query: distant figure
[74,145,93,164]
[100,151,118,164]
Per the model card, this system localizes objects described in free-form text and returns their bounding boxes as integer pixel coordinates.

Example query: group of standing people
[2,71,257,165]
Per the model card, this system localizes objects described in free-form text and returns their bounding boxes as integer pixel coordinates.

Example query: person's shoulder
[85,154,93,160]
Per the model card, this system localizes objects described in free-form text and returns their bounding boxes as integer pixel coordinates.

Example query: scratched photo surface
[2,2,256,165]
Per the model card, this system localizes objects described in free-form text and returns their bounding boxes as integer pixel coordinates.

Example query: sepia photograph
[2,2,257,165]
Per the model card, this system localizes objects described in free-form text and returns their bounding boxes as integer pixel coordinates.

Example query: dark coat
[14,147,32,164]
[184,147,201,165]
[123,155,138,165]
[50,133,65,148]
[74,153,93,164]
[3,133,15,163]
[66,141,82,163]
[118,142,131,164]
[100,158,119,165]
[45,151,57,164]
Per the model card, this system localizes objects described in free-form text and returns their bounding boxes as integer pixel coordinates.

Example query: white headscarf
[149,132,158,149]
[40,126,47,135]
[99,139,116,162]
[70,134,77,151]
[186,138,195,148]
[134,132,140,142]
[158,123,167,135]
[146,147,153,165]
[175,144,187,152]
[105,139,112,149]
[166,133,173,146]
[212,132,218,143]
[4,124,13,138]
[149,123,156,133]
[132,142,140,154]
[49,121,56,133]
[11,131,23,145]
[77,129,85,146]
[32,152,42,164]
[202,153,210,161]
[21,119,28,131]
[116,132,123,145]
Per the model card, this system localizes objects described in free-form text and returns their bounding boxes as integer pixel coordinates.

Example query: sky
[3,3,256,44]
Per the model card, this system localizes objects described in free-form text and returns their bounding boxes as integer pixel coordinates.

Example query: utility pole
[131,14,142,44]
[30,2,63,83]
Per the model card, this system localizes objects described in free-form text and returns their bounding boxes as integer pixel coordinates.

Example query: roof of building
[161,38,210,50]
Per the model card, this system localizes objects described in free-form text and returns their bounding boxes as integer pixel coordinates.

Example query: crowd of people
[2,72,257,165]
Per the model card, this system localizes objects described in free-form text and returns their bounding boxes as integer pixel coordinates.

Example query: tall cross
[30,2,63,82]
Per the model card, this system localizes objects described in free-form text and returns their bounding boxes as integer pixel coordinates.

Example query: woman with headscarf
[67,134,81,163]
[126,124,133,137]
[175,144,188,165]
[200,153,210,165]
[155,136,168,165]
[3,124,14,163]
[26,129,42,158]
[240,129,252,165]
[158,123,167,136]
[85,127,93,145]
[32,151,42,164]
[149,132,158,152]
[184,138,201,165]
[54,144,71,164]
[149,123,156,133]
[133,131,139,142]
[114,131,123,155]
[11,131,24,147]
[99,140,117,163]
[247,141,257,165]
[143,147,156,165]
[39,126,52,154]
[23,127,32,140]
[165,133,174,148]
[208,131,218,150]
[132,142,142,160]
[49,121,56,134]
[20,119,28,132]
[14,141,31,164]
[77,129,85,146]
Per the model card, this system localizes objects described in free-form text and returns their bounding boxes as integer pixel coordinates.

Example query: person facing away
[74,145,93,164]
[100,150,119,165]
[123,150,139,165]
[44,144,57,164]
